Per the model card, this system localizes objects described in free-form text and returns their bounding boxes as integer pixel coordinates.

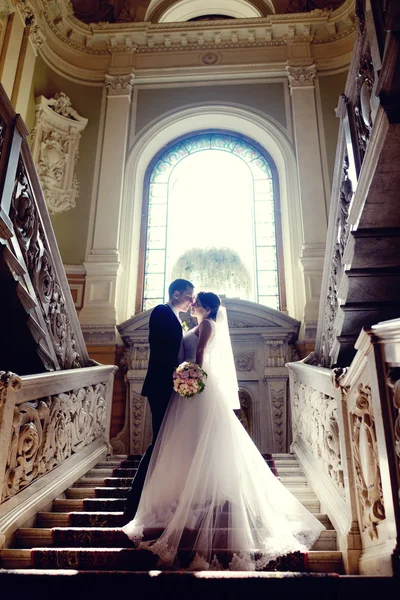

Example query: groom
[122,278,194,524]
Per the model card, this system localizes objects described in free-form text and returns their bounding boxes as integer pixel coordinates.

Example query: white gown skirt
[122,368,325,570]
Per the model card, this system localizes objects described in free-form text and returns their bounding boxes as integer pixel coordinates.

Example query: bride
[122,292,325,570]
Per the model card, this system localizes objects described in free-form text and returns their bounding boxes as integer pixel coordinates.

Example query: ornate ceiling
[71,0,347,24]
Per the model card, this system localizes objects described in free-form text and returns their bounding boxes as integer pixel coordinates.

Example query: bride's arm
[195,320,212,368]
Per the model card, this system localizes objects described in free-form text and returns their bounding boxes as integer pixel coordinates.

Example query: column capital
[0,0,15,16]
[286,64,317,91]
[105,73,135,98]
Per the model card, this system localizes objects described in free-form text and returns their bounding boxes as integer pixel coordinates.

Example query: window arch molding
[145,0,274,23]
[140,129,286,312]
[120,103,304,323]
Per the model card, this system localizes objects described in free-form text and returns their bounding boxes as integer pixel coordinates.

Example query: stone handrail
[287,360,361,573]
[315,3,382,367]
[0,364,117,547]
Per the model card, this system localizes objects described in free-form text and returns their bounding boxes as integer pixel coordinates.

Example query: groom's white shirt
[166,302,185,364]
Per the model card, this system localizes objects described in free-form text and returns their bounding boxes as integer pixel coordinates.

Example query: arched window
[138,131,286,312]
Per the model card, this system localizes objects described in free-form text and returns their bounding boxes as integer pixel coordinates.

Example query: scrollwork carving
[130,390,146,455]
[319,152,353,367]
[105,74,135,97]
[286,64,317,89]
[387,368,400,470]
[350,383,385,539]
[31,94,88,214]
[234,352,255,372]
[2,383,108,500]
[0,371,22,409]
[354,47,375,164]
[291,377,345,494]
[10,159,83,370]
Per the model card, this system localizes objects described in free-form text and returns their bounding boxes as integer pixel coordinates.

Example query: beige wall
[318,70,348,186]
[134,82,287,135]
[26,57,103,265]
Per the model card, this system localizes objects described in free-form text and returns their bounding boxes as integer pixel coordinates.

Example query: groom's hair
[168,278,194,298]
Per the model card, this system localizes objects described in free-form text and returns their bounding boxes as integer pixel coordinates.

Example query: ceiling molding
[37,0,356,84]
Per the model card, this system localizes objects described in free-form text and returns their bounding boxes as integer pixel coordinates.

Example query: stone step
[306,551,344,574]
[36,511,334,530]
[65,487,129,499]
[0,547,342,572]
[346,268,400,303]
[36,512,123,528]
[52,497,321,514]
[87,468,138,478]
[351,228,400,269]
[67,485,316,501]
[15,527,337,552]
[53,499,126,512]
[72,475,308,490]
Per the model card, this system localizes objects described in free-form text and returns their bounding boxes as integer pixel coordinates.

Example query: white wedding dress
[122,313,324,570]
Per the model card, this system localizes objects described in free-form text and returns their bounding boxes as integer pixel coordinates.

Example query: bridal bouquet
[173,362,207,398]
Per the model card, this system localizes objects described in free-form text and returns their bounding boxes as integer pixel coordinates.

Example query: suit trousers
[123,389,172,520]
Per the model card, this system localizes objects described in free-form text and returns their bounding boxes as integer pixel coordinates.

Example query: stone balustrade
[287,359,361,573]
[0,364,117,547]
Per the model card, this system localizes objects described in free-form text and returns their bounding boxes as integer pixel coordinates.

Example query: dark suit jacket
[141,304,183,398]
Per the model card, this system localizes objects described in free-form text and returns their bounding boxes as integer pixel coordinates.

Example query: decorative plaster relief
[291,376,345,496]
[105,74,135,97]
[235,352,255,372]
[2,383,108,500]
[286,64,317,89]
[31,93,88,214]
[349,382,385,540]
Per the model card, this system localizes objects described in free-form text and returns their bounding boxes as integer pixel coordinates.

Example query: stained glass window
[142,132,283,312]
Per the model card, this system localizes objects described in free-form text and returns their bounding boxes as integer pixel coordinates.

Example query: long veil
[209,306,240,410]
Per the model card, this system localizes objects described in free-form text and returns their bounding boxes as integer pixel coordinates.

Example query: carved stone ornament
[235,352,255,372]
[354,47,375,164]
[200,52,220,65]
[350,383,385,539]
[0,371,22,409]
[2,383,108,500]
[31,93,88,214]
[10,159,83,370]
[17,0,45,51]
[105,74,135,97]
[286,64,317,89]
[387,368,400,474]
[236,390,252,436]
[291,377,345,495]
[319,151,353,367]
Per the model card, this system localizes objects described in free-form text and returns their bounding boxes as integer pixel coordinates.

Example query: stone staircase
[0,453,342,574]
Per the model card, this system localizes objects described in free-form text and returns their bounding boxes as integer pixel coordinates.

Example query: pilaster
[12,19,45,121]
[0,5,24,98]
[286,63,327,340]
[80,72,134,331]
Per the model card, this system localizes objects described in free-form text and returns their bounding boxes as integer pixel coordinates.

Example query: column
[80,73,134,330]
[286,64,327,339]
[0,5,25,98]
[12,21,45,121]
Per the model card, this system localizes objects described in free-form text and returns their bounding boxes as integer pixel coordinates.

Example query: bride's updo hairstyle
[197,292,221,321]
